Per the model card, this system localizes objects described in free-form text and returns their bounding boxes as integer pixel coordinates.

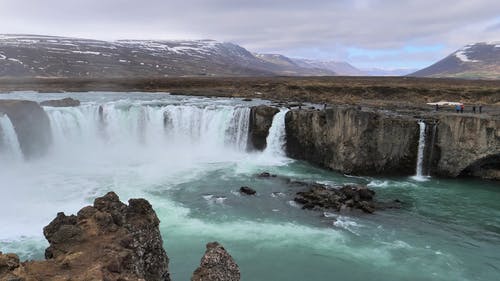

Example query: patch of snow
[7,58,23,64]
[72,50,101,55]
[118,59,128,63]
[0,53,5,60]
[454,50,479,63]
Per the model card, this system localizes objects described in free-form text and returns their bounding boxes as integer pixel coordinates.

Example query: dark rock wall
[0,100,52,158]
[248,105,279,150]
[285,107,420,175]
[434,115,500,179]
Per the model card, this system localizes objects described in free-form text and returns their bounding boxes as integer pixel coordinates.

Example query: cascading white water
[0,114,23,162]
[264,109,289,156]
[44,102,252,154]
[413,120,427,180]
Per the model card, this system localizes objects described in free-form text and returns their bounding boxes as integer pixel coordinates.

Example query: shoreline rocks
[0,192,241,281]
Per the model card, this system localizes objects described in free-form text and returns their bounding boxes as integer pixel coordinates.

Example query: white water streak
[0,114,23,162]
[413,121,428,181]
[264,109,289,156]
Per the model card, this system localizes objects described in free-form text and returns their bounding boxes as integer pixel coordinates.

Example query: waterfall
[42,102,252,155]
[264,109,289,156]
[0,114,23,162]
[413,120,428,180]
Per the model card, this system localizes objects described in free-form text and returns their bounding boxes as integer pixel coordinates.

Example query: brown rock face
[285,107,419,175]
[191,242,240,281]
[0,100,52,158]
[248,105,279,150]
[40,97,81,107]
[435,115,500,179]
[0,192,171,281]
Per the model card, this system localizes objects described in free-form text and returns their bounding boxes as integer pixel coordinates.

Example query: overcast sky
[1,0,499,69]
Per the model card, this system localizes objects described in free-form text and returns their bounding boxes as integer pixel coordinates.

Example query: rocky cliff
[0,100,52,158]
[434,115,500,179]
[285,107,420,175]
[0,192,241,281]
[248,105,279,150]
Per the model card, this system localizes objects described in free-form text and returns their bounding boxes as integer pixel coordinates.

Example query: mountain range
[0,34,498,79]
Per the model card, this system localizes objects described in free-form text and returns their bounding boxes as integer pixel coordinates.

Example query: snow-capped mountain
[411,42,500,79]
[0,34,331,78]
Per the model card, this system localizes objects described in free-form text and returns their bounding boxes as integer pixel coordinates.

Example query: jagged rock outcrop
[0,192,171,281]
[191,242,240,281]
[40,97,81,107]
[285,107,419,175]
[248,105,279,150]
[434,115,500,179]
[0,100,51,158]
[293,182,401,214]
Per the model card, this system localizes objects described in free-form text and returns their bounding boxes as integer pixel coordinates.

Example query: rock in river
[240,186,257,195]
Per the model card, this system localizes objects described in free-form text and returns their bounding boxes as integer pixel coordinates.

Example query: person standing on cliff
[460,104,464,113]
[472,106,476,113]
[455,105,460,113]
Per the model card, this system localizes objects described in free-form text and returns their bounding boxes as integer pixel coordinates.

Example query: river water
[0,92,499,281]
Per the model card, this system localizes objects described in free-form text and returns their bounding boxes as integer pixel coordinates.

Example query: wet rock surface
[191,242,240,281]
[294,183,401,214]
[40,97,81,107]
[239,186,256,195]
[0,192,171,281]
[248,105,279,150]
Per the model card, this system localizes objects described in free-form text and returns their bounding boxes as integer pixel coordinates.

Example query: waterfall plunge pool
[0,92,499,281]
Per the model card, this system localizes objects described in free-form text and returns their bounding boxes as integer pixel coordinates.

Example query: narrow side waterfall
[264,109,289,156]
[414,120,427,180]
[0,114,23,162]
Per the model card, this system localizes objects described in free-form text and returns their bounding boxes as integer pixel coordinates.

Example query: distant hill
[361,67,418,76]
[411,42,500,79]
[292,59,364,76]
[0,34,333,78]
[254,54,336,75]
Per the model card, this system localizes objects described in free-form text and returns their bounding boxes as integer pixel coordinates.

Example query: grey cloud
[0,0,499,68]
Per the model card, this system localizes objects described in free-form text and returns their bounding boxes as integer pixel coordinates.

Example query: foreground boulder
[248,105,280,150]
[0,192,171,281]
[0,100,52,158]
[192,242,240,281]
[294,184,397,214]
[40,97,81,107]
